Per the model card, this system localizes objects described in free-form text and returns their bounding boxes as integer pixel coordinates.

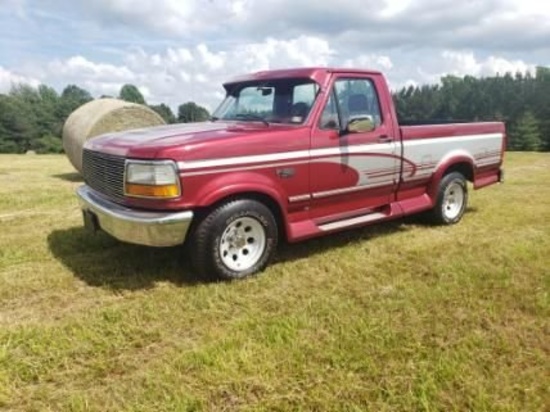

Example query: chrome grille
[82,149,126,202]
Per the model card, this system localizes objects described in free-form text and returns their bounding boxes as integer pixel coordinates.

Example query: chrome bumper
[76,185,193,247]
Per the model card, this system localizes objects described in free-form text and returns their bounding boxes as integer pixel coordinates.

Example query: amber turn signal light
[125,183,180,198]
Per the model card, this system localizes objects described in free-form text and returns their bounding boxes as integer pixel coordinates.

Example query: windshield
[213,78,319,125]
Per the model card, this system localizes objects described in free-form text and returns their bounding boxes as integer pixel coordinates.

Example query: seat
[290,102,309,122]
[347,93,369,114]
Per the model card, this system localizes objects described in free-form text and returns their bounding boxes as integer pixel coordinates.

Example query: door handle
[378,135,393,142]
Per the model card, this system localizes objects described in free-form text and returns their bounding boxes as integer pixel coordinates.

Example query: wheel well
[443,162,474,182]
[194,192,287,241]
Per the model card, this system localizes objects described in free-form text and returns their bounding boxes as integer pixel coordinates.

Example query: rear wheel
[189,199,278,280]
[428,172,468,225]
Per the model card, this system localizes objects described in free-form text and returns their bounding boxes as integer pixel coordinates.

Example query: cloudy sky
[0,0,549,110]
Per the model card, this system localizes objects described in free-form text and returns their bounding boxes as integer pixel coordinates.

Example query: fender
[194,171,286,206]
[426,150,475,200]
[192,171,290,231]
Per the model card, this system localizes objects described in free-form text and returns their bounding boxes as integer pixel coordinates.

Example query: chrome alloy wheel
[219,217,267,272]
[442,181,465,220]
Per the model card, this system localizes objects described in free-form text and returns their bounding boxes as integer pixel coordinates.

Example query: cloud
[42,56,136,98]
[5,35,536,112]
[344,55,394,71]
[441,51,535,77]
[12,36,332,109]
[75,0,246,37]
[0,0,27,17]
[119,36,334,108]
[415,51,536,84]
[0,66,40,93]
[0,1,545,111]
[53,0,550,55]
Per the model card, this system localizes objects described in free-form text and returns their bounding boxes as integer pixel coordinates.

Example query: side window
[293,83,317,106]
[318,91,340,130]
[290,83,317,123]
[333,78,382,129]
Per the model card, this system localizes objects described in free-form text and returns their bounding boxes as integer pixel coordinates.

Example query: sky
[0,0,549,111]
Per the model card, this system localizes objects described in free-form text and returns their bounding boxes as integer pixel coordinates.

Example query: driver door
[309,76,399,220]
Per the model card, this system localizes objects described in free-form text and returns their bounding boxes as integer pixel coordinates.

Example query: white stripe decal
[177,132,503,171]
[177,142,394,170]
[180,160,306,177]
[178,150,310,170]
[402,133,502,147]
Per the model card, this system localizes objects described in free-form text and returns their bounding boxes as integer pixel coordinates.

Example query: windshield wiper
[233,113,269,126]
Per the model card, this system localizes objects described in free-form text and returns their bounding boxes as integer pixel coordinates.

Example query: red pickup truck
[77,67,505,279]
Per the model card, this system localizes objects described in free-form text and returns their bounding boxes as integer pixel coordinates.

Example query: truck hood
[84,122,234,157]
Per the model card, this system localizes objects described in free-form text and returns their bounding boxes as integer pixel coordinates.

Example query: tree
[60,85,92,107]
[58,85,93,123]
[534,66,550,150]
[508,111,542,151]
[2,68,550,155]
[150,103,176,124]
[119,84,146,105]
[177,102,210,123]
[0,94,36,153]
[36,85,61,137]
[31,134,63,154]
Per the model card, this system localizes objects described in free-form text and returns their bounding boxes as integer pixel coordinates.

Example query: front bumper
[77,185,193,247]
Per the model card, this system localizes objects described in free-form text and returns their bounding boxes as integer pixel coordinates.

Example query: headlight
[125,161,180,199]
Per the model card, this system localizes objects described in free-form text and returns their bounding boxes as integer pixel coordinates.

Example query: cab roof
[224,67,383,88]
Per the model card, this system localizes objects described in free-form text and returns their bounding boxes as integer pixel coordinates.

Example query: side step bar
[318,212,388,232]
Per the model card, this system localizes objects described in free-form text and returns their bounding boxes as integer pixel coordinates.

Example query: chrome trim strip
[288,194,311,203]
[319,212,387,232]
[401,175,432,183]
[290,179,396,203]
[312,181,394,199]
[77,186,193,247]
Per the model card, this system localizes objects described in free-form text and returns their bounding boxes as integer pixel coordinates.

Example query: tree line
[1,67,549,154]
[0,83,210,154]
[393,66,550,151]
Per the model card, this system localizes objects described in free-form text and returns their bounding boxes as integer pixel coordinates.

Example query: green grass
[0,153,548,411]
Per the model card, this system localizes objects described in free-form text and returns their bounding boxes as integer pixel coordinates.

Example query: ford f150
[77,67,505,279]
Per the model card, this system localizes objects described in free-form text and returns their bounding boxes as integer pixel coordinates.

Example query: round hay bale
[62,98,165,172]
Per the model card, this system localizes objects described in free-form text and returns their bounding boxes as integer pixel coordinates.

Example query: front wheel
[188,199,278,280]
[428,172,468,225]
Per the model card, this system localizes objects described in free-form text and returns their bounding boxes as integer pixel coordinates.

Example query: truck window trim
[319,76,384,132]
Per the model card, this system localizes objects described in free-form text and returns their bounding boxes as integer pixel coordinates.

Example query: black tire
[188,199,278,280]
[428,172,468,225]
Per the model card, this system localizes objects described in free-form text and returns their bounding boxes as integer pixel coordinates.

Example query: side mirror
[342,116,376,135]
[259,87,273,96]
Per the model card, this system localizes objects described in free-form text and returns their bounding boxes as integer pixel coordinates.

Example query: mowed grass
[0,153,548,411]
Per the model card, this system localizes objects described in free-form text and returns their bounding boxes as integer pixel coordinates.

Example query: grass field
[0,153,548,411]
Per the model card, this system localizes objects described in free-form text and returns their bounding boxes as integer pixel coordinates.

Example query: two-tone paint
[83,67,505,243]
